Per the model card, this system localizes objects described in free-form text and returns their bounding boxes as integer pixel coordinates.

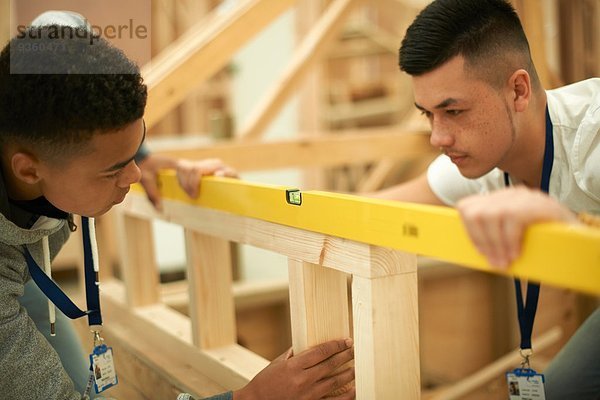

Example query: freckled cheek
[457,119,493,156]
[476,120,493,139]
[478,121,512,159]
[445,118,475,147]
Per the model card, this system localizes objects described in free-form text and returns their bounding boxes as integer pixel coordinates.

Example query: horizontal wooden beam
[122,175,600,294]
[143,0,297,129]
[161,279,290,312]
[148,128,434,171]
[119,194,408,279]
[101,279,267,393]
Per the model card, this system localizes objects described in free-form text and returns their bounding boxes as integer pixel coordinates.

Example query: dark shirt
[0,166,66,229]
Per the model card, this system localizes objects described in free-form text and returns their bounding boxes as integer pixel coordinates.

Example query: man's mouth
[446,152,468,165]
[114,188,130,204]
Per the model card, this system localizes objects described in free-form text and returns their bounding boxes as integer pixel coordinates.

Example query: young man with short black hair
[376,1,599,398]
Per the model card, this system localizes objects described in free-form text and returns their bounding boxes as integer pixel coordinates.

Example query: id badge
[506,368,546,400]
[89,344,118,393]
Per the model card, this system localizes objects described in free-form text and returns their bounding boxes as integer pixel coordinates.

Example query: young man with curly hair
[0,20,354,400]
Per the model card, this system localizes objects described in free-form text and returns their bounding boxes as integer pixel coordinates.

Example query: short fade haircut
[399,0,540,89]
[0,25,147,162]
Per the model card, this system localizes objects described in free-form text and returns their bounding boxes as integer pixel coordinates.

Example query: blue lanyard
[504,106,553,350]
[25,216,102,327]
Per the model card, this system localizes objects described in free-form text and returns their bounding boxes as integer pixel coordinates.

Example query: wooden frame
[108,189,423,398]
[103,176,600,398]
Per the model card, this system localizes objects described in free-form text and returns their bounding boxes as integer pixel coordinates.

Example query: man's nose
[117,161,142,188]
[429,122,455,148]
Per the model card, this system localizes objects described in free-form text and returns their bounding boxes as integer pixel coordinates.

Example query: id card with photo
[506,368,546,400]
[90,344,118,393]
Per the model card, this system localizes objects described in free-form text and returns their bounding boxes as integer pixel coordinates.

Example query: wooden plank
[296,0,327,190]
[184,231,237,348]
[356,158,400,193]
[583,0,599,77]
[161,279,289,312]
[175,0,211,135]
[558,0,586,83]
[96,212,118,281]
[515,0,550,87]
[122,175,600,294]
[288,259,352,395]
[352,250,420,398]
[99,327,198,400]
[238,0,363,139]
[143,0,297,129]
[149,128,433,172]
[117,214,160,306]
[120,195,416,279]
[101,279,268,390]
[324,96,403,125]
[233,279,289,310]
[159,279,291,361]
[150,0,180,136]
[288,260,350,350]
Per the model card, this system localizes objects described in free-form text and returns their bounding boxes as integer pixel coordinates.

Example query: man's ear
[508,69,532,112]
[11,151,42,184]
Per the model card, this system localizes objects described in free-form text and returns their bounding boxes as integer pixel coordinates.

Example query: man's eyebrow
[415,98,459,111]
[102,120,146,172]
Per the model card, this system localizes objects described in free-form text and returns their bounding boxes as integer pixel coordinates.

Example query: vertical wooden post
[176,0,211,135]
[352,248,420,399]
[150,0,180,136]
[97,213,118,281]
[297,0,327,190]
[118,215,160,307]
[288,259,350,350]
[558,0,586,83]
[515,0,551,87]
[185,230,236,348]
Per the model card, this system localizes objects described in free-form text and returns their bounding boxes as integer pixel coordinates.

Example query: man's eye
[420,110,433,118]
[446,110,462,116]
[105,170,123,179]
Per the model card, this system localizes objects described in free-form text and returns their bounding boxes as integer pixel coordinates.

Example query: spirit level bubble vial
[286,189,302,206]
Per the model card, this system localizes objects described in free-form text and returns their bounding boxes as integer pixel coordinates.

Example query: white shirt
[427,78,600,213]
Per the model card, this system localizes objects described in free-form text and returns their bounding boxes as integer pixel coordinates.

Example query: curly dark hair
[0,25,147,161]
